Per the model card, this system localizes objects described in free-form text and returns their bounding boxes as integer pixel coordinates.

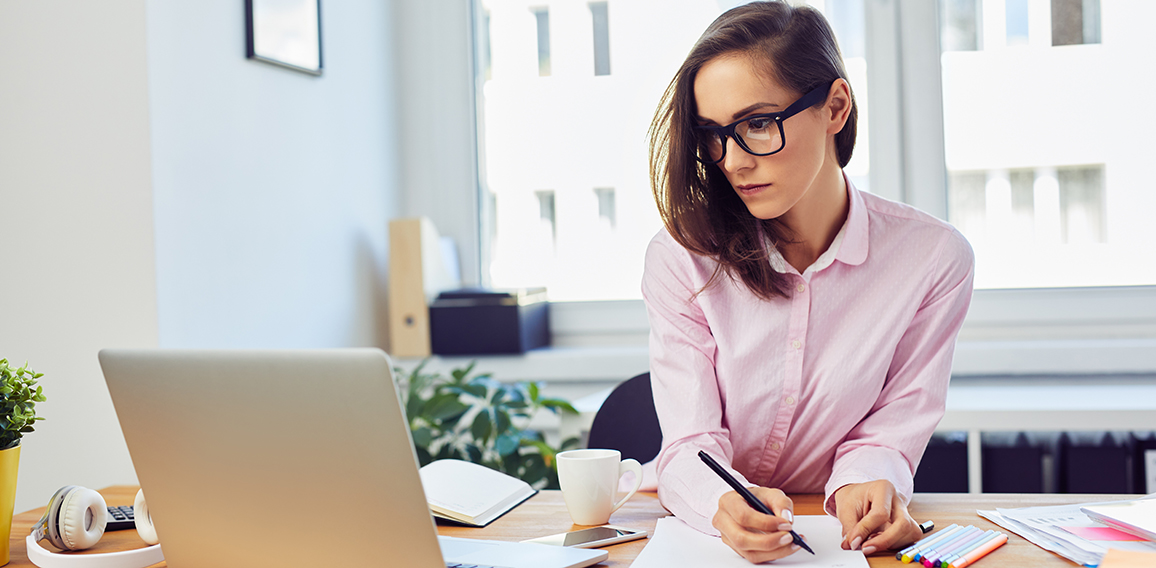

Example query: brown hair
[648,1,857,300]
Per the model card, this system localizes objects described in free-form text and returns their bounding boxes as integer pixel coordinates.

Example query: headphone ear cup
[57,486,107,550]
[133,489,158,545]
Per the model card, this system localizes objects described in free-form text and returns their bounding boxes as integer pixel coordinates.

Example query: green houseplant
[394,361,579,489]
[1,359,46,566]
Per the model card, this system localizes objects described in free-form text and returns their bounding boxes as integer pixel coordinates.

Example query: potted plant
[1,359,45,567]
[395,361,580,489]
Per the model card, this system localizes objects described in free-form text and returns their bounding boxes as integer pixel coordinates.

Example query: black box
[983,433,1044,493]
[914,434,969,493]
[1060,433,1131,494]
[429,288,550,355]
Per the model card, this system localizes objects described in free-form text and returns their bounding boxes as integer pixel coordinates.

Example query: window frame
[397,0,1156,378]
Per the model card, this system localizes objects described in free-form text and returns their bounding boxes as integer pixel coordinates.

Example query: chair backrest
[586,372,662,464]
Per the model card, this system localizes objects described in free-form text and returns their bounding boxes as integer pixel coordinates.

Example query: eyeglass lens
[698,117,784,163]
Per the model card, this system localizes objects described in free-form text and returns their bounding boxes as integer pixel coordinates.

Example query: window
[476,0,867,300]
[536,189,556,242]
[1006,0,1030,46]
[441,0,1155,372]
[590,2,611,76]
[480,10,493,80]
[939,0,1150,289]
[1052,0,1101,46]
[594,187,616,228]
[533,7,551,76]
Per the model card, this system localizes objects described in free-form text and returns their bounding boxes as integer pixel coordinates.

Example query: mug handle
[610,458,643,514]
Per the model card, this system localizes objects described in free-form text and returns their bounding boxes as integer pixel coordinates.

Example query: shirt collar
[835,176,869,267]
[764,174,870,275]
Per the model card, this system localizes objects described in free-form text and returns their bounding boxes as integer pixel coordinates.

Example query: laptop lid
[98,348,460,567]
[100,348,606,568]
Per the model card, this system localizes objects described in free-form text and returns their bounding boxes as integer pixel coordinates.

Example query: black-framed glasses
[693,81,833,165]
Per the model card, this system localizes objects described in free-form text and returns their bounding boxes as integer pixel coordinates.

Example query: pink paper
[1061,526,1146,541]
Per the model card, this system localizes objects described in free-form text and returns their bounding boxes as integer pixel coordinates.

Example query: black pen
[698,450,815,555]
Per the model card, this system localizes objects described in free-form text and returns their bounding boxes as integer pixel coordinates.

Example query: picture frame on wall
[245,0,323,76]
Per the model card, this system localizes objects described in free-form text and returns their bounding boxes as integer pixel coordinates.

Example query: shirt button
[791,340,801,349]
[770,442,781,450]
[797,283,806,293]
[785,396,795,405]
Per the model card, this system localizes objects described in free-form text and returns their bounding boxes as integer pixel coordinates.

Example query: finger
[861,520,922,555]
[834,492,862,548]
[862,497,923,554]
[752,487,795,524]
[719,491,789,534]
[845,490,893,550]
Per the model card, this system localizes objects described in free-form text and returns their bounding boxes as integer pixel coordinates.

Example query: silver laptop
[99,348,607,568]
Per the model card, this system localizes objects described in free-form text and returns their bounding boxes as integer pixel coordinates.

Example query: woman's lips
[737,183,770,196]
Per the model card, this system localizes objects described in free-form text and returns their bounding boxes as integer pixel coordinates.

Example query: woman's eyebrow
[730,102,781,120]
[696,102,783,125]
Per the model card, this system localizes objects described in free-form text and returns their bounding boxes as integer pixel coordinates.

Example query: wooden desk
[4,486,1140,567]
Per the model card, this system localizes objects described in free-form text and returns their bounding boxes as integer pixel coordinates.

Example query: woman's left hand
[833,480,923,556]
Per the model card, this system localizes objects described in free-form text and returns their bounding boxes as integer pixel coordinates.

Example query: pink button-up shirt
[642,182,974,535]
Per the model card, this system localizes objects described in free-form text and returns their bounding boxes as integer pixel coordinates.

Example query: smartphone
[521,525,648,548]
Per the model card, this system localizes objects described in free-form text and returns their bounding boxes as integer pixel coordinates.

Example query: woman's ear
[824,78,853,135]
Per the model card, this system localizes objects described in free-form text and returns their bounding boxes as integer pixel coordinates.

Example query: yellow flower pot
[0,444,19,567]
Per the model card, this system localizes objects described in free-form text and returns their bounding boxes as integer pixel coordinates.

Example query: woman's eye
[746,117,773,131]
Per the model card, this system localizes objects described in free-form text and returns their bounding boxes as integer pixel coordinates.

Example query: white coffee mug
[556,449,643,525]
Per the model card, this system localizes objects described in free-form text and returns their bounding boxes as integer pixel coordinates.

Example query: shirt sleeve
[642,234,752,535]
[823,227,975,515]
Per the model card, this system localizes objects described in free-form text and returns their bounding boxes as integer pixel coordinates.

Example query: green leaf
[425,394,469,421]
[415,445,433,467]
[470,410,493,443]
[494,409,512,435]
[465,443,483,463]
[540,398,578,415]
[412,426,434,448]
[450,361,477,383]
[528,382,540,402]
[447,384,487,399]
[495,433,521,456]
[490,387,507,406]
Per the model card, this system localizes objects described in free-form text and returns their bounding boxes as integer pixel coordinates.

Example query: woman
[643,1,974,563]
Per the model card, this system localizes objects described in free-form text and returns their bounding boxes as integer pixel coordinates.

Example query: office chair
[586,372,662,464]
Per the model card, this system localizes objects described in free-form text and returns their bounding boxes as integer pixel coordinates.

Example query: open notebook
[421,459,537,527]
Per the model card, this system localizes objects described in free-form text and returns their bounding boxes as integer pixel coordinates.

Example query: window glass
[940,0,1153,289]
[478,0,866,300]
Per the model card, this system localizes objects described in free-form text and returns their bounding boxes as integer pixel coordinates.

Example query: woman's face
[693,54,831,220]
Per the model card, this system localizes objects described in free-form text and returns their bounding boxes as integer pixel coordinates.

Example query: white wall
[149,0,399,348]
[394,1,482,285]
[0,0,401,513]
[0,0,158,513]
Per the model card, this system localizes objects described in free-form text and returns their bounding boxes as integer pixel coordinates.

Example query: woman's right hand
[712,487,801,564]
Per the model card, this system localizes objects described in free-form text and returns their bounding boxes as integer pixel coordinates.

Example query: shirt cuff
[823,446,913,517]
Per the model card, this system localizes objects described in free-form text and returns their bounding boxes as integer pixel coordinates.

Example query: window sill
[393,336,1156,384]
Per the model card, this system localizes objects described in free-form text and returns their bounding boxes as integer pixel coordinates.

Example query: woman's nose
[721,136,753,172]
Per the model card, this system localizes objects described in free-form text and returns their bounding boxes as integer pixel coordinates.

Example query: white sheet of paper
[631,515,868,567]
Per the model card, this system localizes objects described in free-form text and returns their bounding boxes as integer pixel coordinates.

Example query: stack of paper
[1082,499,1156,542]
[978,497,1156,567]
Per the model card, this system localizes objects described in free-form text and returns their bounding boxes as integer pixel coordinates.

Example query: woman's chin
[742,201,788,220]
